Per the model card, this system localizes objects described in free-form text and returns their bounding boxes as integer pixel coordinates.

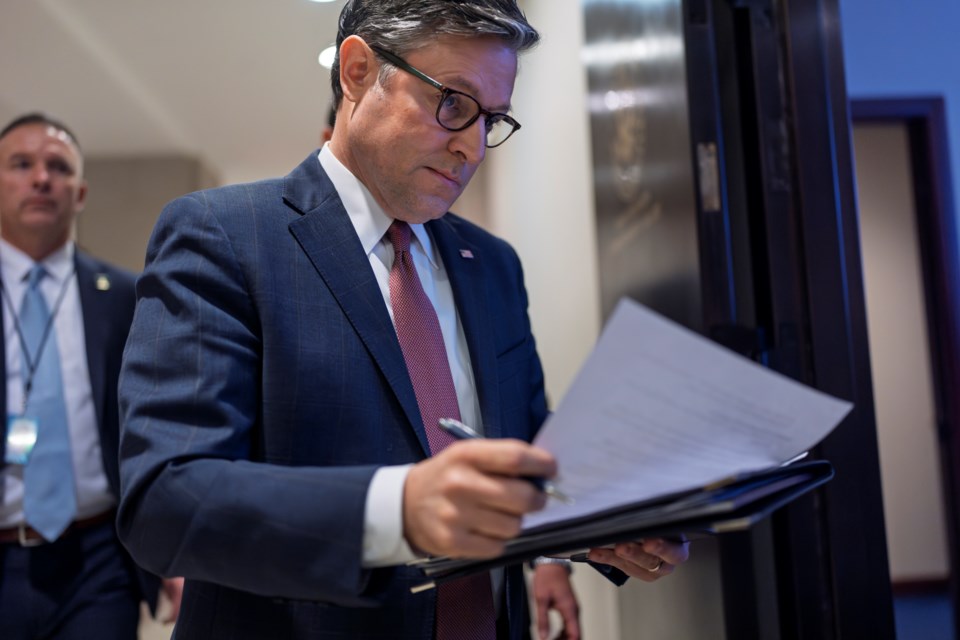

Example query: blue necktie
[20,265,77,541]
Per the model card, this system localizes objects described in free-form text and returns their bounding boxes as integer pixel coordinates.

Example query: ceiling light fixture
[318,45,337,69]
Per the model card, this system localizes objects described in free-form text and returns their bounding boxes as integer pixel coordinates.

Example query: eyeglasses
[370,45,521,148]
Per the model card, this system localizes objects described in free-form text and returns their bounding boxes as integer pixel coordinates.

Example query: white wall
[485,1,614,636]
[487,1,604,400]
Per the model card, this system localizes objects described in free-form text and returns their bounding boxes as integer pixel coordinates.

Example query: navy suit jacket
[0,250,159,611]
[117,152,549,639]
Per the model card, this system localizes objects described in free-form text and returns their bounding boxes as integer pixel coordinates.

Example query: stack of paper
[525,297,851,531]
[411,298,851,590]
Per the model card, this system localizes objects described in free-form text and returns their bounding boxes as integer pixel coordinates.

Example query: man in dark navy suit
[0,113,181,638]
[117,2,689,639]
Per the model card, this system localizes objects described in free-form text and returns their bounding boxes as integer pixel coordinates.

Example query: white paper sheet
[523,298,852,530]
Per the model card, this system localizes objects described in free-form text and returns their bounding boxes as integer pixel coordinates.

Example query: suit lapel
[74,252,107,433]
[283,156,431,455]
[427,218,503,438]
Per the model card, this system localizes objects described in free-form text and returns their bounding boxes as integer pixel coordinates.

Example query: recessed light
[318,45,337,69]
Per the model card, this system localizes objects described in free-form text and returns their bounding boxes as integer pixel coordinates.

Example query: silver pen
[438,418,575,504]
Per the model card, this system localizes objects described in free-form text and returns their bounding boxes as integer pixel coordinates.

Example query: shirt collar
[317,144,438,268]
[0,238,74,285]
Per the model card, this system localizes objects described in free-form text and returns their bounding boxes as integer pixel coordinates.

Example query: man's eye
[441,93,464,114]
[48,160,72,175]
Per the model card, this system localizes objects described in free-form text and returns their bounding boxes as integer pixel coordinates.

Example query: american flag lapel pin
[459,249,474,259]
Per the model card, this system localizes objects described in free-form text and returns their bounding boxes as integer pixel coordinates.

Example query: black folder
[410,459,833,591]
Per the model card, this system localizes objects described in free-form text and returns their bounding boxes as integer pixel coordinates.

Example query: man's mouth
[428,167,462,189]
[22,197,56,210]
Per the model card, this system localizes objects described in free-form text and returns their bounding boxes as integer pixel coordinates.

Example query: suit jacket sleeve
[117,192,380,606]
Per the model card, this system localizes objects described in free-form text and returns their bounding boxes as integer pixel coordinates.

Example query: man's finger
[641,537,690,566]
[447,439,557,480]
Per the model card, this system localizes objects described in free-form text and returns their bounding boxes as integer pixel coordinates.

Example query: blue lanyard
[0,267,75,414]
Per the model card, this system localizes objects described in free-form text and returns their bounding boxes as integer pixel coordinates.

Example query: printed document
[524,298,852,530]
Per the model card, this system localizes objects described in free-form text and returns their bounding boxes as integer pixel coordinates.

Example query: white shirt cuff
[362,464,418,567]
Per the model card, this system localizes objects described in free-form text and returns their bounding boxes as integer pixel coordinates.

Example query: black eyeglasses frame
[369,45,521,148]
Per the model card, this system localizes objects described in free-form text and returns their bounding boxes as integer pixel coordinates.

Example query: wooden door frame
[851,96,960,637]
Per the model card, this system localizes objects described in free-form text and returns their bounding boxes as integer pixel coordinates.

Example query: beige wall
[854,123,950,581]
[77,155,218,273]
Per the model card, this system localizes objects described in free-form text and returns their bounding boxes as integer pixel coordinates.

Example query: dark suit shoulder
[435,212,520,257]
[160,151,329,226]
[166,177,286,219]
[75,250,137,284]
[74,250,137,301]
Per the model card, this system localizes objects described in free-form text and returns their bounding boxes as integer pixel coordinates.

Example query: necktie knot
[387,220,412,254]
[26,265,46,291]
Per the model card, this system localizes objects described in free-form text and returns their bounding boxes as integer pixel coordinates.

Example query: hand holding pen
[402,426,563,559]
[438,418,574,504]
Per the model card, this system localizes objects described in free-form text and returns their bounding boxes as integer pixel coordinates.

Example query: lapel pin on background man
[0,113,182,639]
[116,2,689,639]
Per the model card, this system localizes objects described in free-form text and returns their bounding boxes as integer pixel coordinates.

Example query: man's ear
[339,36,378,103]
[75,180,88,214]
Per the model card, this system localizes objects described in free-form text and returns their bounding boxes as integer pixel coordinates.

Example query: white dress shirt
[0,239,114,528]
[318,145,485,568]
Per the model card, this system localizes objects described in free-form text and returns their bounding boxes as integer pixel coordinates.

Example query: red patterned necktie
[387,221,497,640]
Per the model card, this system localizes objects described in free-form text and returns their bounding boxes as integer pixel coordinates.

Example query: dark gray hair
[330,0,540,108]
[0,112,82,153]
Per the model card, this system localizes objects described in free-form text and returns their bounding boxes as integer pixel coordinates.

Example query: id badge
[5,414,38,464]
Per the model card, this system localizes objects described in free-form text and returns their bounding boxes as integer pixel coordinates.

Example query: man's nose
[31,164,51,188]
[450,117,487,166]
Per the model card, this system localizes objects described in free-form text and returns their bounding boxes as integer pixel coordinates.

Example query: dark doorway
[852,97,960,640]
